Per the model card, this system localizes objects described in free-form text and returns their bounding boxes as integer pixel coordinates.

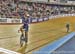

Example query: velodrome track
[0,16,75,54]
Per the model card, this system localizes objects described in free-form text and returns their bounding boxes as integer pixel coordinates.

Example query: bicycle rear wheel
[20,34,25,47]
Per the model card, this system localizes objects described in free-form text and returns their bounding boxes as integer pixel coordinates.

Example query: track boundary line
[0,48,20,54]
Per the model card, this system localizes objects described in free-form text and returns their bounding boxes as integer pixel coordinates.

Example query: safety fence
[0,14,75,24]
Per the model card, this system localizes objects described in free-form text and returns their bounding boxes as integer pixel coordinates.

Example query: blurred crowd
[0,0,75,18]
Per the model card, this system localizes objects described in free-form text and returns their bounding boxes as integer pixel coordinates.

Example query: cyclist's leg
[25,31,28,43]
[24,27,28,43]
[20,34,23,47]
[20,26,25,47]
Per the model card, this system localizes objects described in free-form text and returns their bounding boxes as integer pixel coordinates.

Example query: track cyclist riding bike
[18,12,30,47]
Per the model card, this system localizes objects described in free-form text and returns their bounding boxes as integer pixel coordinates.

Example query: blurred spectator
[0,0,75,18]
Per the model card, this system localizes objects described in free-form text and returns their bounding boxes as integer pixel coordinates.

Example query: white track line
[0,48,20,54]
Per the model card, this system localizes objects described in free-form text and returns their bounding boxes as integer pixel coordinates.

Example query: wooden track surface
[0,16,75,54]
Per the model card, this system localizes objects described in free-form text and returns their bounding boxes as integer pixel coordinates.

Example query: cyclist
[18,13,29,47]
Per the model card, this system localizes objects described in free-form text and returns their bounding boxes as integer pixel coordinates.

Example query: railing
[0,14,75,24]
